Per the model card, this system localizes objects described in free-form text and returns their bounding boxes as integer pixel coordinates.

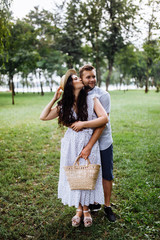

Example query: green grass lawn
[0,90,160,240]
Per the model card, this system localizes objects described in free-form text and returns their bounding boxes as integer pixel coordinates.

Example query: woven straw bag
[64,155,100,190]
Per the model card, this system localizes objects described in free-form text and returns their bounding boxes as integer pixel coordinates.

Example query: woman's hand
[53,86,63,101]
[71,121,85,132]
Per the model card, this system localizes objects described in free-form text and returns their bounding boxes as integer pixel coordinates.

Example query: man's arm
[80,92,111,159]
[80,125,105,159]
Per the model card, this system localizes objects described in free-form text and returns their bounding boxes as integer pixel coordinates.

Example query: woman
[40,69,108,227]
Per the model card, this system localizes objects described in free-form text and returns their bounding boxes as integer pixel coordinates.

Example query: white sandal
[83,210,92,227]
[72,209,82,227]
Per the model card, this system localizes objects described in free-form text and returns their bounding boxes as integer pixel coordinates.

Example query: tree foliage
[79,0,105,86]
[140,0,160,92]
[0,19,40,103]
[54,0,83,69]
[101,0,138,90]
[0,0,160,103]
[0,0,12,60]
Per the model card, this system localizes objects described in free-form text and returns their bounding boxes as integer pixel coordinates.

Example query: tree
[55,0,83,69]
[26,7,66,95]
[130,50,147,88]
[0,0,12,58]
[102,0,138,90]
[152,60,160,92]
[139,0,160,92]
[0,19,39,104]
[114,44,138,88]
[143,39,159,92]
[79,0,105,86]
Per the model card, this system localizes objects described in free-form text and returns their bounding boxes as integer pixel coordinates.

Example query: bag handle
[73,155,90,166]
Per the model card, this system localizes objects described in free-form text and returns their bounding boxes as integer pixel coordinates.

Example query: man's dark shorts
[100,144,114,181]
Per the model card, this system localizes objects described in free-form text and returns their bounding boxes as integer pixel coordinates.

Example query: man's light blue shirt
[88,86,113,150]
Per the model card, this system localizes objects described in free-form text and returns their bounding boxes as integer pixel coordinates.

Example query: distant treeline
[0,0,160,103]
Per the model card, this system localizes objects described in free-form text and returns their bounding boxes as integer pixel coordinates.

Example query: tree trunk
[106,63,113,91]
[10,76,15,97]
[145,68,149,93]
[16,82,19,94]
[67,56,73,69]
[10,77,15,105]
[26,81,29,93]
[40,82,44,96]
[145,77,149,93]
[156,86,159,92]
[22,82,25,94]
[145,53,150,93]
[8,79,11,91]
[96,58,101,87]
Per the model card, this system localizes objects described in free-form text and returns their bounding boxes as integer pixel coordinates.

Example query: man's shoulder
[90,86,110,97]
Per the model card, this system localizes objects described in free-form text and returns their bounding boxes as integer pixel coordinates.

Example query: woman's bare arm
[40,87,62,121]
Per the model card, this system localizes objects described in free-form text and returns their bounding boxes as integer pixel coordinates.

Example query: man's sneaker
[89,203,101,212]
[104,206,116,222]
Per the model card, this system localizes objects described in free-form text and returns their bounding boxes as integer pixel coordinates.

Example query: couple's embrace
[40,64,116,227]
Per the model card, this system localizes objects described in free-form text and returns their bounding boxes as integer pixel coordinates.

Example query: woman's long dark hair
[57,75,88,127]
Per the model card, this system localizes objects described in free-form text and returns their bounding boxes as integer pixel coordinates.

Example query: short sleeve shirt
[88,86,113,150]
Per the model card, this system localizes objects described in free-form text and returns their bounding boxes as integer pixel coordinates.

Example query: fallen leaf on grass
[26,235,34,239]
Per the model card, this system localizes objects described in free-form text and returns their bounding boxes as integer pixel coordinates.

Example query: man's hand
[71,121,84,132]
[80,145,92,160]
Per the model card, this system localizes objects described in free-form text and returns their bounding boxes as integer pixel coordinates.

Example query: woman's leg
[72,203,83,227]
[76,203,83,218]
[83,205,92,227]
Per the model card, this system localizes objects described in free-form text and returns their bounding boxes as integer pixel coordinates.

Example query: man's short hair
[79,64,95,79]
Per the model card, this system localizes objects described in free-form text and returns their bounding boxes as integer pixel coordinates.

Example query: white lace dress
[58,95,104,208]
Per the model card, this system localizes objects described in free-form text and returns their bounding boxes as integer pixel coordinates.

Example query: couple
[40,64,116,227]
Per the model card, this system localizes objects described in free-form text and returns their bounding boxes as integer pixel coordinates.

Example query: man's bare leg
[103,179,112,206]
[103,179,116,222]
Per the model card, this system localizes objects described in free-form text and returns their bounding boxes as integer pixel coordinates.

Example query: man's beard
[84,85,94,91]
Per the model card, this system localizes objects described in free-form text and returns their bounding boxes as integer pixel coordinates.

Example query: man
[79,64,116,222]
